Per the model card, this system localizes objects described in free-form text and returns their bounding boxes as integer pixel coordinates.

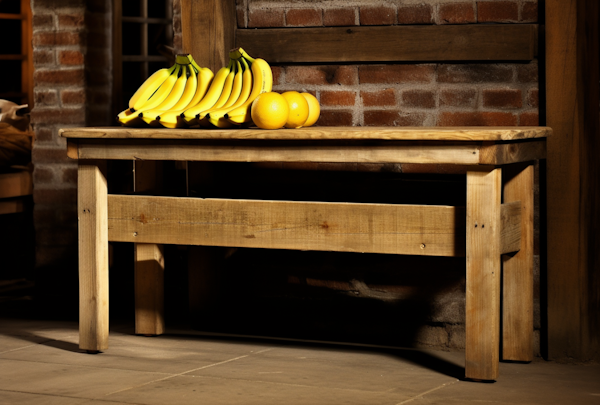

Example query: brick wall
[227,0,541,352]
[30,0,112,299]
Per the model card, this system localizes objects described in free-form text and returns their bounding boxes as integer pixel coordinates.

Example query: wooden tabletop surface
[60,126,551,142]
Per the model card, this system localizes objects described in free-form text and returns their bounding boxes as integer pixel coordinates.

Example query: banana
[225,55,273,125]
[198,60,244,127]
[206,57,253,128]
[128,64,176,112]
[142,64,198,126]
[182,60,233,125]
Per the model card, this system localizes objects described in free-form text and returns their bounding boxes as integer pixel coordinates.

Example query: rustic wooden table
[61,125,550,381]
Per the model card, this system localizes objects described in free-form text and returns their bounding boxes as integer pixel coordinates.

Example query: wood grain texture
[181,0,235,74]
[78,162,109,351]
[0,170,32,198]
[0,199,25,214]
[236,25,537,63]
[502,164,534,361]
[546,0,600,362]
[479,140,546,165]
[500,201,521,255]
[466,168,502,381]
[107,195,466,257]
[60,126,551,141]
[74,139,481,165]
[134,243,165,335]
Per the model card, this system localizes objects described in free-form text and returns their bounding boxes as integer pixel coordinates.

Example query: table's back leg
[502,163,534,361]
[78,161,109,352]
[134,161,165,336]
[466,168,502,380]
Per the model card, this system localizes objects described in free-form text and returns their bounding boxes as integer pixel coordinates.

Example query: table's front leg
[78,161,109,352]
[466,168,502,380]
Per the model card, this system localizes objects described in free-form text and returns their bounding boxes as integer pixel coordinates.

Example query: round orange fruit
[251,92,289,130]
[281,91,309,128]
[300,92,320,127]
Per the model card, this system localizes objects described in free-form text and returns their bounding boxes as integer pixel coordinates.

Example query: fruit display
[117,48,320,129]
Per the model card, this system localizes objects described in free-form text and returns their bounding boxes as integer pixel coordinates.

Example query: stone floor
[0,298,599,405]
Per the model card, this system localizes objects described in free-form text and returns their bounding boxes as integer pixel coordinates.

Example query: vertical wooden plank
[134,160,165,335]
[466,168,502,380]
[78,161,109,352]
[502,163,534,361]
[112,0,123,116]
[21,0,33,107]
[180,0,236,73]
[135,243,165,335]
[141,0,148,79]
[546,0,600,361]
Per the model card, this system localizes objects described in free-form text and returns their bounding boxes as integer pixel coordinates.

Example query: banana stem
[239,48,255,64]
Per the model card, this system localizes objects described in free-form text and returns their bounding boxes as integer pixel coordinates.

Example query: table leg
[502,163,534,361]
[78,161,109,352]
[135,243,165,335]
[466,168,502,380]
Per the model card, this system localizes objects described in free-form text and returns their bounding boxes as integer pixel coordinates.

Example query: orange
[281,91,309,128]
[251,92,289,130]
[300,92,320,127]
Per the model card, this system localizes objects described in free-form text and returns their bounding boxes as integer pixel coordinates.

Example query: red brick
[173,34,182,53]
[438,64,513,83]
[440,89,477,108]
[34,89,58,106]
[483,89,522,109]
[33,188,77,205]
[439,3,476,24]
[517,63,538,83]
[59,50,84,65]
[34,69,85,86]
[397,4,433,24]
[248,9,285,28]
[33,50,55,65]
[361,89,396,107]
[286,8,322,27]
[360,5,396,25]
[33,14,54,28]
[320,91,355,107]
[317,110,353,126]
[32,147,74,164]
[32,31,84,46]
[58,13,85,28]
[30,107,86,125]
[521,2,538,22]
[286,65,358,85]
[35,127,55,143]
[359,65,434,84]
[33,167,55,183]
[271,66,283,86]
[62,167,78,185]
[527,89,539,108]
[519,111,539,126]
[477,1,519,23]
[364,111,427,126]
[61,89,86,105]
[438,111,518,126]
[323,8,356,26]
[237,7,246,28]
[402,90,436,109]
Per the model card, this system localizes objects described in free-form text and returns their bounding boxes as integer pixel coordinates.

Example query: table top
[60,126,551,142]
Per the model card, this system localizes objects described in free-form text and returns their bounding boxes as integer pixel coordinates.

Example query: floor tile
[0,390,90,405]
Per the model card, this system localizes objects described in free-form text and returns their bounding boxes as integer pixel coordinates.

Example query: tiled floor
[1,310,599,405]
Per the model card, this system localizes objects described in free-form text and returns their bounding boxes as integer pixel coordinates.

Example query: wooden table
[61,126,550,381]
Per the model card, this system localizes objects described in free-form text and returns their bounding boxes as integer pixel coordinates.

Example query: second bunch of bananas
[117,48,273,129]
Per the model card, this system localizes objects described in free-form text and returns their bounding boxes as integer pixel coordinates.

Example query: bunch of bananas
[117,48,273,129]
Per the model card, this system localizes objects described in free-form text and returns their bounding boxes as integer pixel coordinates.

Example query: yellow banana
[198,60,244,126]
[129,64,176,112]
[141,64,188,116]
[153,66,214,129]
[225,56,273,125]
[142,64,198,126]
[206,58,252,128]
[183,60,233,125]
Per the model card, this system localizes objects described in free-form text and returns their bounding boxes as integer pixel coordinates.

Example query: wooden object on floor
[0,170,32,215]
[502,163,534,362]
[135,243,165,336]
[77,161,109,352]
[466,168,502,381]
[546,0,600,362]
[236,25,538,63]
